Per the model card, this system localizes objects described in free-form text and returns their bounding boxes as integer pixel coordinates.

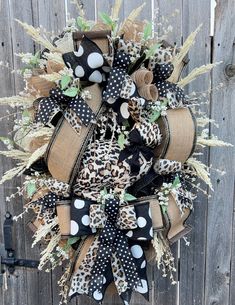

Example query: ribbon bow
[88,198,140,297]
[103,51,132,102]
[70,198,153,240]
[89,203,137,230]
[153,63,186,107]
[70,197,153,303]
[35,87,95,128]
[119,128,154,175]
[62,36,110,83]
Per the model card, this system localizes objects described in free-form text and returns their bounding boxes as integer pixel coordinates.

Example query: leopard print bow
[89,204,137,230]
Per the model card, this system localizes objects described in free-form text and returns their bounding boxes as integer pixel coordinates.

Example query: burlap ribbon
[45,83,103,183]
[154,108,197,163]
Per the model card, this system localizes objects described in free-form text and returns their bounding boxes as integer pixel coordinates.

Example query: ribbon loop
[103,51,132,101]
[119,128,154,175]
[88,198,140,295]
[35,87,95,130]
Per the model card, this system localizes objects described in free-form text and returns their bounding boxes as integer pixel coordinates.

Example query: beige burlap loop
[138,84,158,101]
[131,68,153,88]
[154,108,197,163]
[165,194,191,244]
[73,30,111,55]
[46,83,103,184]
[56,200,71,239]
[27,76,55,97]
[46,60,64,74]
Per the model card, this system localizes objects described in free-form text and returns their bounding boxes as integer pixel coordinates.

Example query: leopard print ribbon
[89,204,137,230]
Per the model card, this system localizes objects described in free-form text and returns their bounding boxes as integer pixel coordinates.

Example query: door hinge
[0,212,39,287]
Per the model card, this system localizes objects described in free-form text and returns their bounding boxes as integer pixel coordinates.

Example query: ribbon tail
[67,96,96,127]
[88,220,116,295]
[35,97,61,125]
[114,231,141,290]
[130,242,149,301]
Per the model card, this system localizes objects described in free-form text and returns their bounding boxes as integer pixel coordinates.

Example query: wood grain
[179,1,212,305]
[205,1,235,305]
[0,1,234,305]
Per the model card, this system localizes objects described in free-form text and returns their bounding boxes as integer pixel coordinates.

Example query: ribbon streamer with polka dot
[30,192,65,211]
[88,198,141,297]
[35,87,96,128]
[70,197,153,303]
[153,63,186,108]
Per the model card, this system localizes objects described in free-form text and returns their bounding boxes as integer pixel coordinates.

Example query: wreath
[0,1,231,305]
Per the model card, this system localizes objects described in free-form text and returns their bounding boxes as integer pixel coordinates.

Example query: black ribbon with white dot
[103,51,132,101]
[30,192,64,211]
[35,87,95,127]
[88,198,141,298]
[153,63,186,107]
[102,51,142,122]
[62,36,110,84]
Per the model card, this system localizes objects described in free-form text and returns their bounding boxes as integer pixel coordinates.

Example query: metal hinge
[178,257,180,282]
[0,212,39,287]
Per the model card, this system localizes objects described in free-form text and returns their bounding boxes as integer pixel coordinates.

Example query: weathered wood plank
[179,1,212,305]
[152,2,182,305]
[0,0,29,305]
[123,0,152,21]
[66,0,96,20]
[155,0,182,46]
[32,0,66,34]
[30,3,71,304]
[205,1,235,305]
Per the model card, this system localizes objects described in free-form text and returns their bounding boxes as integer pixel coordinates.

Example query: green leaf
[76,16,92,31]
[172,176,181,189]
[60,75,71,90]
[149,110,161,123]
[99,12,114,30]
[161,98,168,107]
[22,109,31,125]
[0,137,14,149]
[103,187,108,195]
[26,181,37,198]
[67,236,80,245]
[124,193,137,202]
[161,205,168,214]
[145,43,162,59]
[118,133,126,150]
[63,87,79,97]
[123,120,130,128]
[30,51,40,66]
[143,22,152,40]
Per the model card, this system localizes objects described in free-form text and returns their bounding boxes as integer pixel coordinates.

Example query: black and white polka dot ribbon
[153,63,186,107]
[35,87,95,127]
[103,51,132,102]
[62,36,110,84]
[88,198,141,297]
[102,51,142,122]
[30,191,64,211]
